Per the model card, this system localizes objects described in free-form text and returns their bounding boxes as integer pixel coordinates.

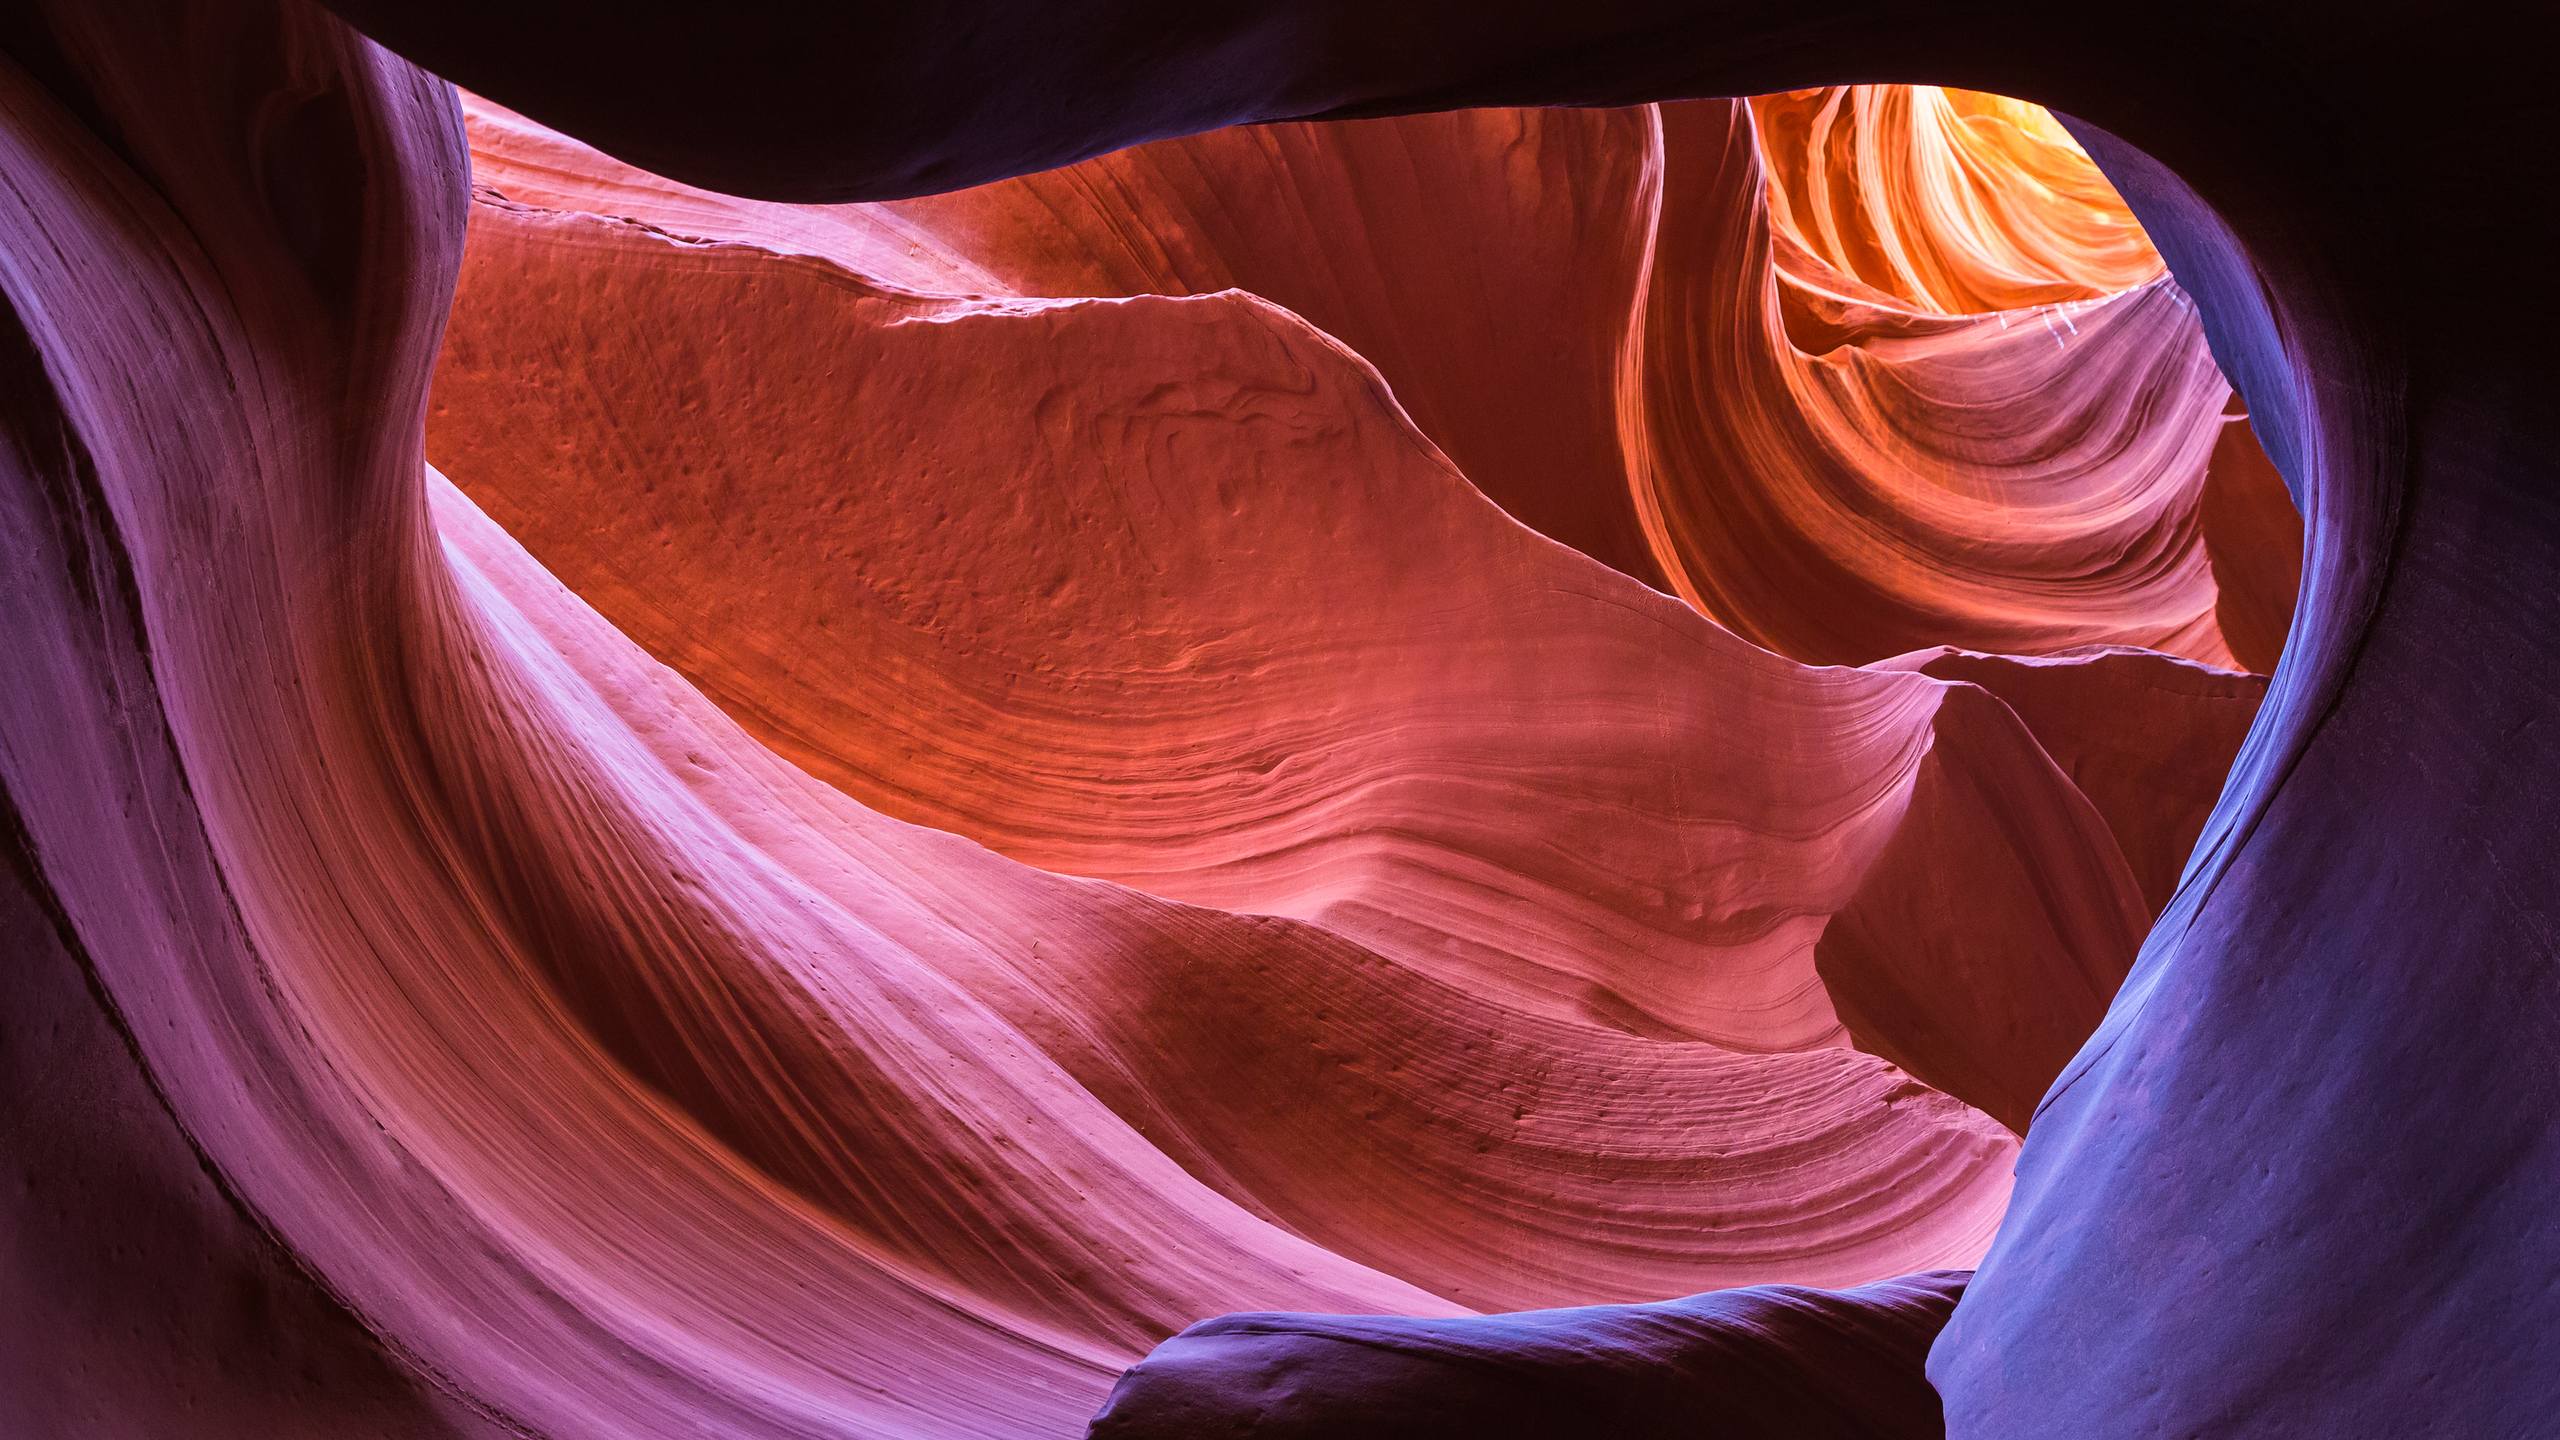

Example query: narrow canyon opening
[20,0,2434,1429]
[421,80,2297,1338]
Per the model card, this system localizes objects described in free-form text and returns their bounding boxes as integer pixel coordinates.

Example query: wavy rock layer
[431,172,2184,1092]
[0,10,2087,1436]
[369,0,2559,1429]
[1631,101,2269,666]
[313,2,2548,1436]
[1753,86,2163,314]
[460,95,1672,585]
[458,91,2297,671]
[0,1,2377,1438]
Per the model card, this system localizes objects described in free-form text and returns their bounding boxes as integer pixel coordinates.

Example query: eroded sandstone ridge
[9,0,2539,1436]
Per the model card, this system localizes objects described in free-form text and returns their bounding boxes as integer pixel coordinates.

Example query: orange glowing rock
[1627,100,2261,667]
[435,102,2265,1106]
[2,4,2312,1434]
[462,93,2290,673]
[1753,86,2166,315]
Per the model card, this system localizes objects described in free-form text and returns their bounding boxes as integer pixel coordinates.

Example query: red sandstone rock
[430,177,2188,1084]
[8,1,2403,1437]
[1630,101,2249,666]
[1753,87,2164,315]
[460,93,2284,670]
[0,13,2023,1431]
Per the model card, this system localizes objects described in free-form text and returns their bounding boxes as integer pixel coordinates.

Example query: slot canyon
[2,3,2547,1437]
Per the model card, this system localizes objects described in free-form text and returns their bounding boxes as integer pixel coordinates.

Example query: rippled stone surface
[15,0,2537,1436]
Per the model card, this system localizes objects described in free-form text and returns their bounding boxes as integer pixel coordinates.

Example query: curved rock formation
[1087,1271,1968,1440]
[1753,86,2163,315]
[431,146,2173,1083]
[1629,100,2263,666]
[459,93,1667,584]
[41,0,2528,1437]
[328,1,2540,1433]
[0,10,2054,1434]
[455,89,2294,671]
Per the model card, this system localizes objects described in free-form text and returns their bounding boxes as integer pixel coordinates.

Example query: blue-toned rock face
[1088,1273,1967,1438]
[9,1,2551,1436]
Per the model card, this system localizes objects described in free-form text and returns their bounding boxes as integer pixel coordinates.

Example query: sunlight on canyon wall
[3,5,2326,1436]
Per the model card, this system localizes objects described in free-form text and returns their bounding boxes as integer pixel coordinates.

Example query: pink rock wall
[28,0,2512,1436]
